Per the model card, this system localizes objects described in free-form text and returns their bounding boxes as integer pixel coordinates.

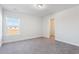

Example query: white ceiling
[1,4,79,17]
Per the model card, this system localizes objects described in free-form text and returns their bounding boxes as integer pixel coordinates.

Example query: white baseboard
[56,38,79,47]
[3,36,43,44]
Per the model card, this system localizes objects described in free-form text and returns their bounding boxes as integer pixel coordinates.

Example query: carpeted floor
[0,37,79,54]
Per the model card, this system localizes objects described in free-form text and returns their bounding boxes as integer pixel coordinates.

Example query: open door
[49,17,55,43]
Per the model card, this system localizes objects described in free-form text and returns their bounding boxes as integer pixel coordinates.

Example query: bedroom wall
[3,6,79,46]
[3,10,43,43]
[43,6,79,46]
[54,6,79,46]
[42,15,51,38]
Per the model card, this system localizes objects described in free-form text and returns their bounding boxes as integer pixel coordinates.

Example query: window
[6,16,20,35]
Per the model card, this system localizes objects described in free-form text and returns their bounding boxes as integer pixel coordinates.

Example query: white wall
[3,6,79,46]
[54,6,79,46]
[3,11,43,43]
[42,15,51,38]
[43,6,79,46]
[0,6,2,46]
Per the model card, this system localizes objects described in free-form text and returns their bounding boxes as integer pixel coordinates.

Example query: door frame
[49,17,56,40]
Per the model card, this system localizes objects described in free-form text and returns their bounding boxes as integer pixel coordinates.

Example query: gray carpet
[0,37,79,54]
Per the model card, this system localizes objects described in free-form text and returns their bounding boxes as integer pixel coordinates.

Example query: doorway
[49,17,55,43]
